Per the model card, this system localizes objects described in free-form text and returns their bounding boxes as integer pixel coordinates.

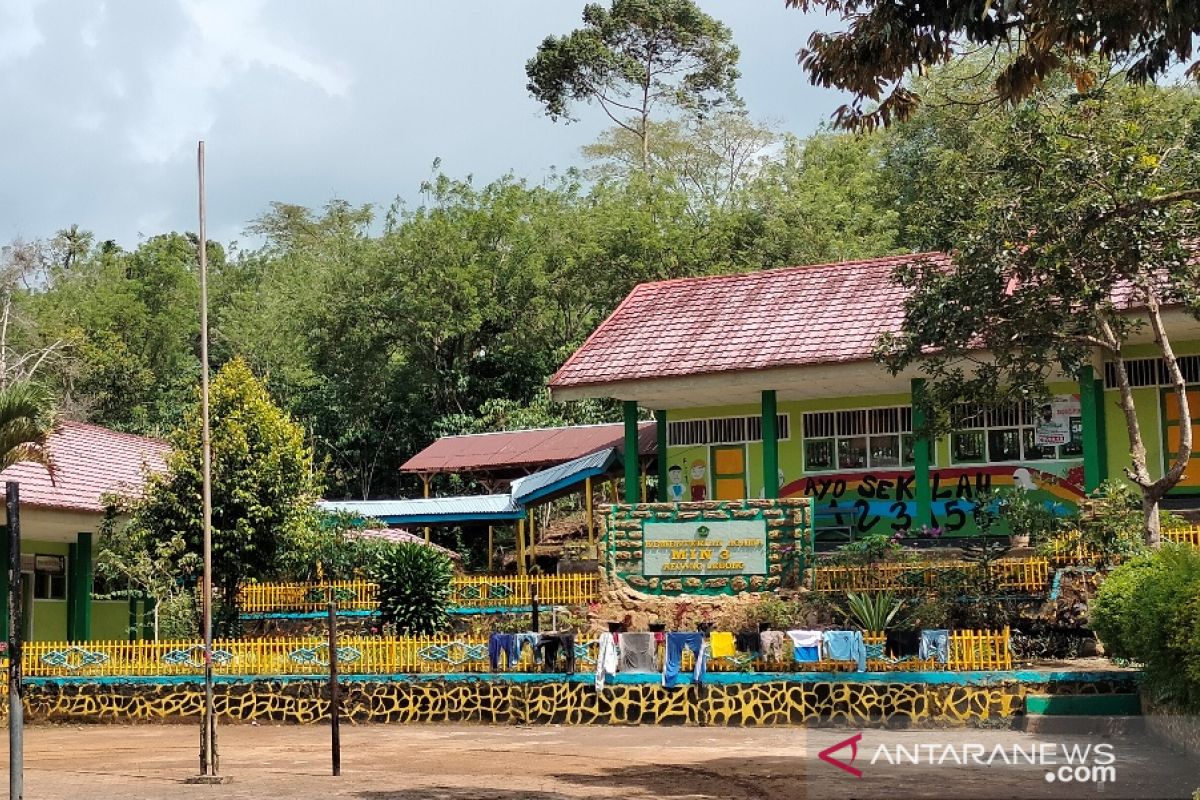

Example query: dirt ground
[1,722,1195,800]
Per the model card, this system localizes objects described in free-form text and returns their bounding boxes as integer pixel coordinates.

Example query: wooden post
[528,508,537,565]
[516,519,527,576]
[487,526,494,573]
[421,475,432,544]
[327,601,341,777]
[585,477,595,553]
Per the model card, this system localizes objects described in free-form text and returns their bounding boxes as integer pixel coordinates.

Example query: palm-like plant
[0,381,57,475]
[846,591,904,633]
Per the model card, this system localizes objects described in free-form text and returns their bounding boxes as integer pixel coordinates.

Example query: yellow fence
[14,628,1010,679]
[240,573,600,614]
[812,557,1050,594]
[1040,524,1200,565]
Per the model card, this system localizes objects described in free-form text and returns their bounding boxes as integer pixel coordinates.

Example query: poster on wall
[1034,394,1081,446]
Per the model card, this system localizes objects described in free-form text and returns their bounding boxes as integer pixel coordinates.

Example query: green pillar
[762,390,780,500]
[623,401,640,504]
[1079,365,1109,493]
[911,379,933,528]
[655,410,668,499]
[0,525,7,641]
[67,542,78,641]
[75,532,93,641]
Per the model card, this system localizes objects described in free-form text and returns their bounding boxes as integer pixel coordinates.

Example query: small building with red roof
[549,253,1200,548]
[0,421,170,642]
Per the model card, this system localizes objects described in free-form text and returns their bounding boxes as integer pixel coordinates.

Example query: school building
[549,253,1200,541]
[0,421,169,640]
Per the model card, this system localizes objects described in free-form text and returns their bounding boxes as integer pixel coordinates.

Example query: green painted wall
[92,601,133,640]
[31,601,67,641]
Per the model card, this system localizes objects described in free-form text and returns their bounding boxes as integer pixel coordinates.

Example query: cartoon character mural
[689,459,707,501]
[782,464,1085,536]
[667,464,687,503]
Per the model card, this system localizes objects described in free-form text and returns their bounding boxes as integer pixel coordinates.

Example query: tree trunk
[1142,493,1162,548]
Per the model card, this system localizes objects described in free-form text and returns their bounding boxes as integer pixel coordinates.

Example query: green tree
[0,381,57,471]
[787,0,1200,129]
[131,357,316,631]
[875,70,1200,544]
[371,542,453,635]
[527,0,741,170]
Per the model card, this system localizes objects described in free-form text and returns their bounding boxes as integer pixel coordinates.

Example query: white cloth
[786,629,823,661]
[595,632,619,691]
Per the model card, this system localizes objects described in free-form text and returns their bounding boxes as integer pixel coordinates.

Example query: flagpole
[197,139,219,780]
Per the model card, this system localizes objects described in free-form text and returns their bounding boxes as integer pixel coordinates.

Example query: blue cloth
[662,632,707,688]
[488,633,517,670]
[793,646,820,663]
[920,629,950,664]
[822,630,867,671]
[514,632,541,664]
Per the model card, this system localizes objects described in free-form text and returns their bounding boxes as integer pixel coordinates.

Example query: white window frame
[666,413,791,448]
[801,406,934,473]
[949,401,1082,465]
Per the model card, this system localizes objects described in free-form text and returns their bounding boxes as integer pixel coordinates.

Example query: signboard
[642,519,768,577]
[1034,395,1081,447]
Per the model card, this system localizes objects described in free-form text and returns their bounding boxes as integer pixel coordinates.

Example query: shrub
[1092,544,1200,710]
[999,486,1063,546]
[827,533,906,566]
[371,542,453,635]
[846,592,904,632]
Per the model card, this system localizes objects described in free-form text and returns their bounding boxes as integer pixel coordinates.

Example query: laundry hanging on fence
[514,632,541,664]
[885,629,922,659]
[488,633,518,670]
[786,630,822,663]
[822,630,867,671]
[537,633,576,674]
[759,630,787,662]
[617,632,658,674]
[594,632,619,691]
[709,631,737,659]
[662,632,707,688]
[920,629,950,664]
[735,631,761,656]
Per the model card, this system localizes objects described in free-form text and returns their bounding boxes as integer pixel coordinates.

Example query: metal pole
[8,482,23,800]
[328,601,341,777]
[198,140,217,778]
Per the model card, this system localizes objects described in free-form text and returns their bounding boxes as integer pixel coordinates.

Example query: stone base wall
[1,674,1131,727]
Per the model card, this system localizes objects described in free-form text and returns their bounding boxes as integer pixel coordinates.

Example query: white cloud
[0,0,46,63]
[128,0,351,164]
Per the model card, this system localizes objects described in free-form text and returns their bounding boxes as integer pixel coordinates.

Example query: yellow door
[711,445,747,500]
[1164,390,1200,488]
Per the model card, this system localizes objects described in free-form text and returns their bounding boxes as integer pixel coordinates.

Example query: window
[950,401,1082,464]
[802,406,933,472]
[666,414,791,447]
[32,554,65,600]
[1103,355,1200,388]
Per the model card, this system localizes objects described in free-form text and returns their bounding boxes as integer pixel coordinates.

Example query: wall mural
[782,464,1086,536]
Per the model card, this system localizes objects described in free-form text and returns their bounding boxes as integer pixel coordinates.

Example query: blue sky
[0,1,846,248]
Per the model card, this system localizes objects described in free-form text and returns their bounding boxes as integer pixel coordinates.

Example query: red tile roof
[401,422,657,475]
[0,421,170,513]
[550,253,947,389]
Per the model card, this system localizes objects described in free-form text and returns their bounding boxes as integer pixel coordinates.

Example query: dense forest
[3,113,916,500]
